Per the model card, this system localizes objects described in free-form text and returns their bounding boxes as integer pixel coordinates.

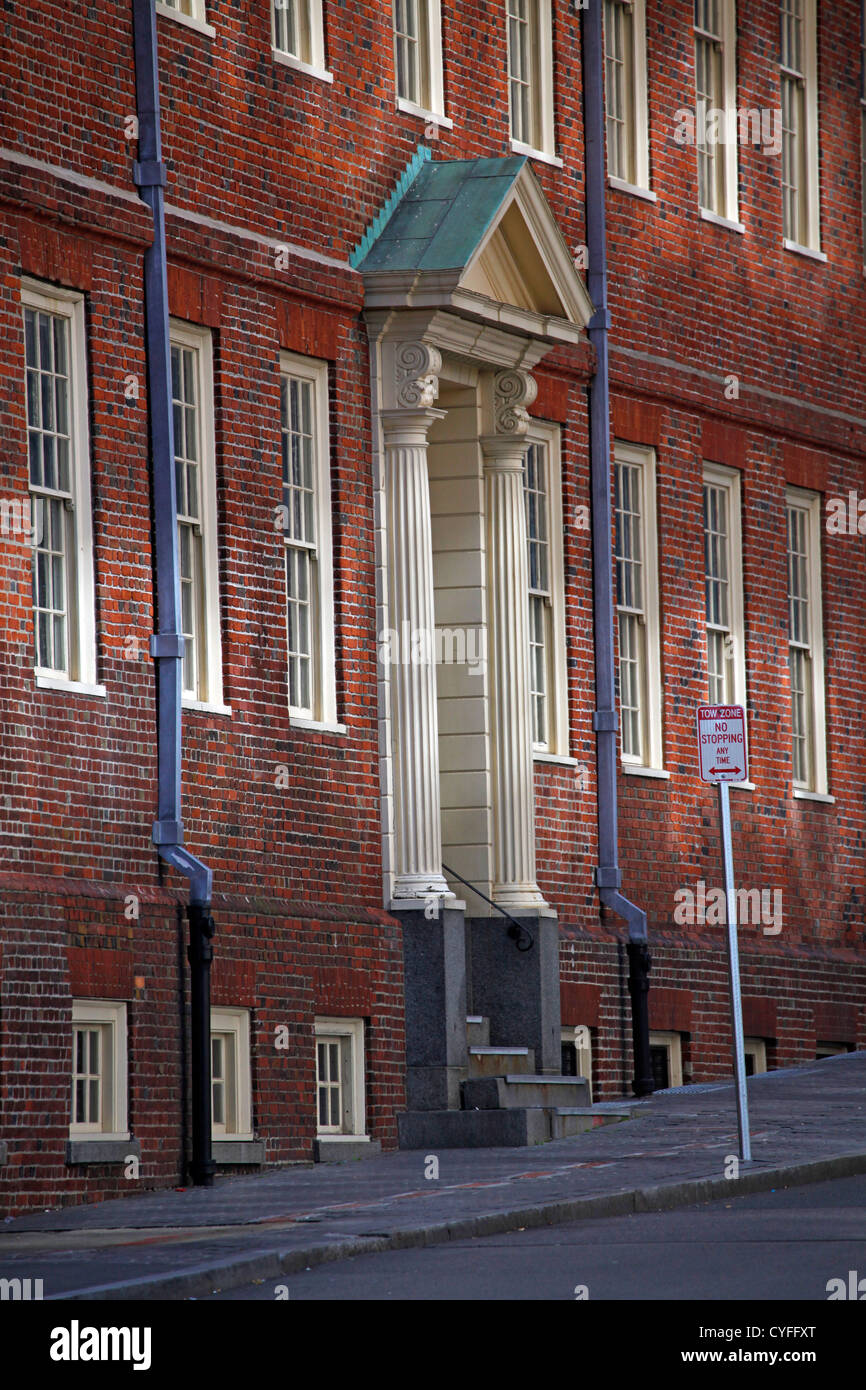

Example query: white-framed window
[815,1041,853,1059]
[603,0,651,194]
[786,487,827,795]
[702,463,746,709]
[506,0,556,161]
[393,0,447,122]
[156,0,215,35]
[280,352,336,725]
[614,443,664,772]
[649,1030,683,1089]
[743,1036,768,1075]
[694,0,739,223]
[70,1001,128,1138]
[523,422,568,757]
[271,0,331,80]
[314,1017,367,1137]
[210,1007,253,1140]
[159,0,204,15]
[780,0,821,252]
[561,1024,593,1102]
[170,320,225,712]
[22,281,100,696]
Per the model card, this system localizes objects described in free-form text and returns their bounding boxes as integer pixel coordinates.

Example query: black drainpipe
[131,0,217,1184]
[582,0,653,1098]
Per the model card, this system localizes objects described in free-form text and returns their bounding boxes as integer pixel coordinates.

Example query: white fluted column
[481,371,548,911]
[381,343,449,901]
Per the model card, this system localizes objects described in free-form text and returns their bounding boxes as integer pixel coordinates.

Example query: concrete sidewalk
[2,1052,865,1300]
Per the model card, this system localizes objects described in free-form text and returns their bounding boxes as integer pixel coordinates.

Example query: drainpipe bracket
[133,159,167,189]
[153,818,183,846]
[150,632,185,660]
[588,307,611,332]
[592,709,619,733]
[595,866,623,890]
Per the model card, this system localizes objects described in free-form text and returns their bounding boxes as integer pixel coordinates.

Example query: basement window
[743,1036,767,1075]
[211,1008,253,1140]
[649,1030,683,1089]
[314,1018,367,1137]
[70,1001,129,1139]
[815,1041,854,1060]
[561,1024,593,1102]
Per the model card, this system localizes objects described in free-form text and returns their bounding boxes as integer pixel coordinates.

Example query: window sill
[314,1135,381,1163]
[622,764,671,780]
[510,138,563,169]
[66,1137,137,1166]
[700,208,745,234]
[608,176,657,203]
[182,697,232,716]
[272,49,333,83]
[212,1139,263,1164]
[729,780,756,791]
[533,750,579,767]
[793,789,835,804]
[396,97,453,128]
[36,673,106,698]
[290,715,347,734]
[783,239,827,263]
[155,3,216,38]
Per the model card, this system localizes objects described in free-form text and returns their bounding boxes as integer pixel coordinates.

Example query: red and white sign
[696,705,748,784]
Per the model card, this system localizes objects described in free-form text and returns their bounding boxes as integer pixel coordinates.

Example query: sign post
[697,705,752,1163]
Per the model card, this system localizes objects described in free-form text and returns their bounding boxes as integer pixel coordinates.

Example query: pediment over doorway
[352,149,594,346]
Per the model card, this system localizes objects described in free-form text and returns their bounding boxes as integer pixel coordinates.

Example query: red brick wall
[1,2,864,1210]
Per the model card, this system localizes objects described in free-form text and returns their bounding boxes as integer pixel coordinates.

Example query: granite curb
[54,1147,866,1302]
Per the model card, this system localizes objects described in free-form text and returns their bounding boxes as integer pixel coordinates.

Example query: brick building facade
[0,0,863,1213]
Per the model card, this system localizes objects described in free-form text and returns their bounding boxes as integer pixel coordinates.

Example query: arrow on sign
[711,765,742,778]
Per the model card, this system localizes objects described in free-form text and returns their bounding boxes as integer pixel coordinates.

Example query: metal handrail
[441,862,535,952]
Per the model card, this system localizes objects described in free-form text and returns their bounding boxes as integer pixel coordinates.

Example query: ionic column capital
[382,340,443,412]
[489,367,538,433]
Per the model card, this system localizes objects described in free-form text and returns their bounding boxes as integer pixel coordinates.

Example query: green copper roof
[351,153,528,274]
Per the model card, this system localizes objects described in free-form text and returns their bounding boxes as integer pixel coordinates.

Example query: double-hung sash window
[70,1001,128,1138]
[525,440,551,749]
[210,1008,252,1140]
[603,0,650,192]
[780,0,820,250]
[694,1,739,222]
[393,0,445,118]
[786,489,827,794]
[702,464,746,711]
[506,0,555,159]
[522,424,567,756]
[272,0,328,74]
[22,282,98,692]
[279,353,336,725]
[314,1018,366,1137]
[170,322,224,710]
[614,444,663,770]
[160,0,201,15]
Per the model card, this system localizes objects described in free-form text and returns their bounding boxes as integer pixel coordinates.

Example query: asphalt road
[202,1173,866,1301]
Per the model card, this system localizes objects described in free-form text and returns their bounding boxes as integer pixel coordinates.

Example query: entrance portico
[356,152,593,1123]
